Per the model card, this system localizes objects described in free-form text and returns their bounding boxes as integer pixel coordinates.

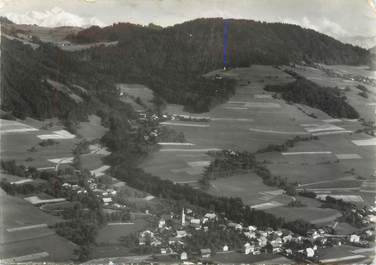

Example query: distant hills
[370,45,376,54]
[341,35,376,50]
[2,7,105,28]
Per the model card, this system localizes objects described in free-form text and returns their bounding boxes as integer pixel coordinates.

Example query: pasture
[317,245,371,264]
[208,173,286,206]
[77,115,108,141]
[265,205,342,225]
[96,218,148,244]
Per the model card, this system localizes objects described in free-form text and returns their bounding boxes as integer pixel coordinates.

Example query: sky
[1,0,375,38]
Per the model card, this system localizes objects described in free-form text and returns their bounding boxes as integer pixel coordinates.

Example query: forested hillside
[0,36,136,122]
[65,18,369,111]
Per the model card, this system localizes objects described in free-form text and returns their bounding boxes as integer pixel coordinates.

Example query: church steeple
[181,208,186,226]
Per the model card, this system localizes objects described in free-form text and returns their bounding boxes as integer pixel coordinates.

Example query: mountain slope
[341,35,376,50]
[70,18,369,66]
[0,36,133,122]
[65,18,370,111]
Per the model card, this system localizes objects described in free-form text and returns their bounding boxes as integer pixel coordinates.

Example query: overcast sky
[1,0,375,38]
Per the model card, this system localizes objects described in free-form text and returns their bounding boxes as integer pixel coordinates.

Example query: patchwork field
[142,65,376,230]
[1,119,78,168]
[0,114,110,261]
[0,188,74,262]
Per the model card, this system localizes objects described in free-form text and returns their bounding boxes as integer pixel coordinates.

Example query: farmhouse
[204,213,217,220]
[306,248,315,258]
[349,234,360,243]
[159,219,166,228]
[244,231,256,239]
[200,248,211,258]
[176,230,187,238]
[102,197,112,204]
[180,251,188,261]
[248,225,257,232]
[244,243,254,254]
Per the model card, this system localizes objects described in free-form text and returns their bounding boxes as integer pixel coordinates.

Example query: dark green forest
[66,18,369,112]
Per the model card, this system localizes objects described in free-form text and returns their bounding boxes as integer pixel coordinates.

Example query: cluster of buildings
[60,172,126,209]
[135,206,375,263]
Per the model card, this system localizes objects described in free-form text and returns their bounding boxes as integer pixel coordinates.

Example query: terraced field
[142,65,376,231]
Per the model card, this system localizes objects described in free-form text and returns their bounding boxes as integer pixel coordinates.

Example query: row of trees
[198,149,298,196]
[256,136,318,153]
[321,196,366,228]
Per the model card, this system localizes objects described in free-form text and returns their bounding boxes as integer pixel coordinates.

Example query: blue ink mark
[223,19,229,69]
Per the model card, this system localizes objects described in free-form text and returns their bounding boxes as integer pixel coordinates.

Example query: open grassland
[77,115,108,141]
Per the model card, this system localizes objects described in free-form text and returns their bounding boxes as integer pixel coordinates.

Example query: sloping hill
[65,18,370,111]
[70,18,369,66]
[0,36,133,122]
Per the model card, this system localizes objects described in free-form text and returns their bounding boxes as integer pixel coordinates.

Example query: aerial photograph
[0,0,375,264]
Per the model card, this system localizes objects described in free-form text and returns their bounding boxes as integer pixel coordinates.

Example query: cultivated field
[1,119,78,168]
[142,65,376,231]
[0,188,74,262]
